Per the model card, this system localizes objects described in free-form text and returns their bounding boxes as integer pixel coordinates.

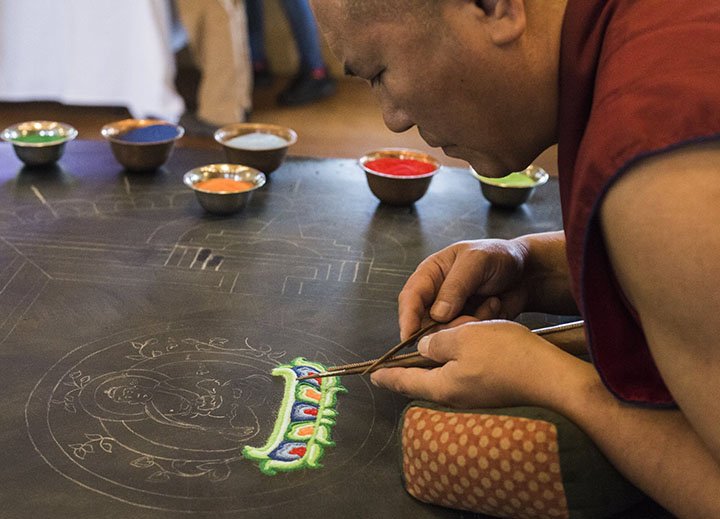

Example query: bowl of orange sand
[184,163,266,215]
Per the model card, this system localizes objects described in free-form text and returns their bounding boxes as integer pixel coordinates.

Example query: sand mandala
[25,320,391,513]
[243,358,346,475]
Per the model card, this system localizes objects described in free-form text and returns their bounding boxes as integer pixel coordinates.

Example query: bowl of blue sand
[101,118,184,171]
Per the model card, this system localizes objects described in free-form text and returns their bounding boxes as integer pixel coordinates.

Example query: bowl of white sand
[214,122,297,175]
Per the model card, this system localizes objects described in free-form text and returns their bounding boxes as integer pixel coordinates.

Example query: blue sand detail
[268,442,307,462]
[117,124,179,143]
[290,402,319,422]
[292,366,321,386]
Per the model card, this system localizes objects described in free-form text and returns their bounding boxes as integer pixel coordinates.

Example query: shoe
[253,62,274,89]
[276,73,337,107]
[178,112,219,138]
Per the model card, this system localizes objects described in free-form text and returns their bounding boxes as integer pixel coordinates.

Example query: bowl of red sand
[471,165,549,208]
[183,163,266,215]
[1,120,78,167]
[214,122,297,175]
[101,118,184,171]
[359,148,441,206]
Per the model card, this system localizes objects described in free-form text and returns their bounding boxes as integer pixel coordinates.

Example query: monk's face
[311,0,556,177]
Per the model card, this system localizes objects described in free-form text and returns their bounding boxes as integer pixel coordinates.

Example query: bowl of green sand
[471,165,549,208]
[214,122,297,175]
[1,120,78,167]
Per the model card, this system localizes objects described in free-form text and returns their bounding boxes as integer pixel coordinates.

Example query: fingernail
[489,297,500,314]
[417,336,430,355]
[370,374,379,387]
[432,301,452,320]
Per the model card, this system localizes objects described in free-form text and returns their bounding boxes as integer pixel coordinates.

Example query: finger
[397,300,424,342]
[370,366,448,402]
[470,296,502,321]
[416,327,462,364]
[430,253,488,323]
[398,266,445,340]
[447,315,479,327]
[406,317,475,340]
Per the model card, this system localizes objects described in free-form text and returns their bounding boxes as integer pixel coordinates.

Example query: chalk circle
[26,319,394,513]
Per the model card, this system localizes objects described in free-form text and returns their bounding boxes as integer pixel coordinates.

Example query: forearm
[550,361,720,518]
[513,230,577,314]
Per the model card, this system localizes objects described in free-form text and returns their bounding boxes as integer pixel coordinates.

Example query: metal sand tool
[299,320,586,381]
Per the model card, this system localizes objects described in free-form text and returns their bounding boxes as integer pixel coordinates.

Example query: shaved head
[328,0,440,24]
[311,0,568,176]
[311,0,442,43]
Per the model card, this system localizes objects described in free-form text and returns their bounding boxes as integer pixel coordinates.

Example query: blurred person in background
[246,0,336,106]
[175,0,252,135]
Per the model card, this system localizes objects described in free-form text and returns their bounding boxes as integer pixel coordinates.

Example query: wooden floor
[0,75,557,174]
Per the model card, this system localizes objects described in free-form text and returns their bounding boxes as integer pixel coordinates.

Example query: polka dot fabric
[401,406,570,519]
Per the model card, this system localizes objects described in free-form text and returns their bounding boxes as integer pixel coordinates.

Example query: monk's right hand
[398,239,531,340]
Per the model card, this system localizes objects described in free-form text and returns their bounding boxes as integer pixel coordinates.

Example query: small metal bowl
[359,148,440,206]
[471,165,549,208]
[101,118,184,171]
[183,163,266,215]
[214,122,297,174]
[1,120,78,167]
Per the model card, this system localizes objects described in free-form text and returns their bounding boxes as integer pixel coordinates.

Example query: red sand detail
[289,446,307,457]
[365,158,436,177]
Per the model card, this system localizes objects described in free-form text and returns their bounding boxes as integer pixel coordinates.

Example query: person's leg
[279,0,325,73]
[175,0,251,129]
[276,0,336,106]
[245,0,264,62]
[222,0,253,116]
[245,0,273,87]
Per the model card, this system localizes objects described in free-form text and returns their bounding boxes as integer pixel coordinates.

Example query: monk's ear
[472,0,527,46]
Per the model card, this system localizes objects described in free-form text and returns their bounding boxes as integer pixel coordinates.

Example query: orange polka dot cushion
[400,403,644,519]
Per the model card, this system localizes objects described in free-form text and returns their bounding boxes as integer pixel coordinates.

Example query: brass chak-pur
[299,320,585,381]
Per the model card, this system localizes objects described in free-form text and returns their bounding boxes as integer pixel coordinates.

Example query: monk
[310,1,720,517]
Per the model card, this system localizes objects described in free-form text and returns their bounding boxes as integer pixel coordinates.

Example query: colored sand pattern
[243,358,346,475]
[364,157,436,177]
[195,178,255,193]
[11,133,65,144]
[117,124,179,143]
[225,132,288,150]
[480,172,538,188]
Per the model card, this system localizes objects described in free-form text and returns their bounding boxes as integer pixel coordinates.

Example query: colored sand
[364,157,436,177]
[117,124,178,143]
[12,133,65,144]
[195,178,255,193]
[225,132,288,150]
[243,358,346,476]
[481,172,538,187]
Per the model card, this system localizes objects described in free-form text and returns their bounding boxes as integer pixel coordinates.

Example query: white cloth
[0,0,185,121]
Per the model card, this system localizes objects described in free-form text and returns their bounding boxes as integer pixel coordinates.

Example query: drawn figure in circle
[104,385,153,405]
[79,369,270,442]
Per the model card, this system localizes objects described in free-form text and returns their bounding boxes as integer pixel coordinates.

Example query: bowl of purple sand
[214,122,297,175]
[101,118,184,171]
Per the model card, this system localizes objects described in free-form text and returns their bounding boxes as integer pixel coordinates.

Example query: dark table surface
[0,140,570,518]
